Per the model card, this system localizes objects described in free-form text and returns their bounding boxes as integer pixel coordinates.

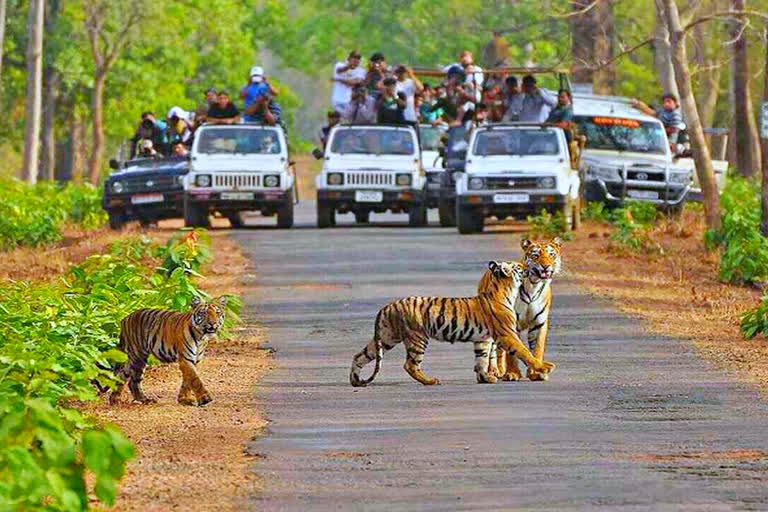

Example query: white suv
[455,124,580,234]
[184,124,295,228]
[315,124,427,227]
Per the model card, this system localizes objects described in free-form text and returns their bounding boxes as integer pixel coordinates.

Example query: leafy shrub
[526,209,573,240]
[583,201,611,222]
[0,230,239,510]
[706,178,768,285]
[742,295,768,340]
[156,229,212,277]
[0,178,107,251]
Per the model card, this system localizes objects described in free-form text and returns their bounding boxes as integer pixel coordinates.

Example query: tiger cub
[482,238,562,382]
[109,296,227,406]
[349,261,555,387]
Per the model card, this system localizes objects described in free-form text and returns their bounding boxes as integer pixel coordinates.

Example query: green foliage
[741,295,768,340]
[526,209,572,240]
[587,200,660,253]
[156,229,212,277]
[0,230,239,510]
[707,177,768,285]
[583,201,612,222]
[0,178,106,250]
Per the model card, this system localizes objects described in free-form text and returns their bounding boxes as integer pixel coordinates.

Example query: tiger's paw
[526,370,550,382]
[476,371,498,384]
[501,371,523,382]
[197,394,213,406]
[422,377,441,386]
[531,360,556,374]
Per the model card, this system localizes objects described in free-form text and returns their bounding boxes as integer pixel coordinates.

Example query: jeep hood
[324,155,419,172]
[581,149,672,169]
[191,154,285,172]
[465,157,566,174]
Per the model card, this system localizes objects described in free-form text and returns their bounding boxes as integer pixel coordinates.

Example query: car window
[330,128,416,155]
[197,128,282,154]
[574,116,667,154]
[472,129,560,156]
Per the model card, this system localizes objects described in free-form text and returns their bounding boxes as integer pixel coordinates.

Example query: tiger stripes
[349,261,556,387]
[108,296,227,406]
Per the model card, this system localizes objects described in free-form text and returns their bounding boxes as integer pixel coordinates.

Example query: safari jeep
[315,124,427,228]
[184,124,295,228]
[103,156,188,230]
[455,124,580,234]
[574,94,694,213]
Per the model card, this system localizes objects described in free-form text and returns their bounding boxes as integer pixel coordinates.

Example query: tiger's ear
[190,296,203,308]
[551,237,563,249]
[216,296,228,308]
[521,238,532,251]
[488,261,509,277]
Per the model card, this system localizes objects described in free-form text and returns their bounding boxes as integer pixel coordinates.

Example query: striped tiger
[483,238,562,382]
[349,261,556,387]
[108,296,227,406]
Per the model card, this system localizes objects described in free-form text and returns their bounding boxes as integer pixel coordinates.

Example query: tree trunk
[69,113,85,184]
[22,0,44,184]
[692,10,721,128]
[592,0,614,95]
[41,67,57,181]
[88,71,106,185]
[570,1,595,86]
[653,0,679,98]
[663,0,721,231]
[0,0,6,84]
[761,20,768,236]
[730,0,761,177]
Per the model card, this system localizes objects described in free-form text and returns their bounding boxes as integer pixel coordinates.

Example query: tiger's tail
[349,336,383,387]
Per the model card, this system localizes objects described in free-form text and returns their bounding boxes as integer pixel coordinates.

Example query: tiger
[481,238,562,382]
[349,261,556,387]
[108,296,227,406]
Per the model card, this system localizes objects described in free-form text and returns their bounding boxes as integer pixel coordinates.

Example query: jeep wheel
[438,198,456,227]
[408,203,427,227]
[108,211,125,231]
[354,210,370,224]
[277,192,294,229]
[227,213,243,229]
[184,197,209,228]
[457,204,483,234]
[317,200,335,228]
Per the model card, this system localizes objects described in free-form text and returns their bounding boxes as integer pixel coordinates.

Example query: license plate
[627,190,659,200]
[493,193,529,204]
[355,191,383,203]
[220,192,254,201]
[130,193,164,205]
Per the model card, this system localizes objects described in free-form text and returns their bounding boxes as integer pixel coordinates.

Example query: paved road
[234,202,768,511]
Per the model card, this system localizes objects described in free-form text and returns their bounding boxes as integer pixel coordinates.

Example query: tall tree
[84,0,146,185]
[22,0,44,184]
[662,0,721,230]
[761,20,768,235]
[653,0,680,98]
[730,0,762,177]
[569,0,615,94]
[41,0,61,181]
[592,0,615,94]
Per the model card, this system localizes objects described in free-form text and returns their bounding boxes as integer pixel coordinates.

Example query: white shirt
[396,78,418,122]
[331,62,366,106]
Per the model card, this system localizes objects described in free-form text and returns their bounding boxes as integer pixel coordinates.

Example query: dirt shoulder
[563,209,768,389]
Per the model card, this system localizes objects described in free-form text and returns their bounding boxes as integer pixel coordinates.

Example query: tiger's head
[487,260,524,289]
[190,296,227,335]
[521,238,562,282]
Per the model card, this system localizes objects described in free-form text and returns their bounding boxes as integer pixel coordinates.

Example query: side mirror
[109,159,120,170]
[312,148,324,160]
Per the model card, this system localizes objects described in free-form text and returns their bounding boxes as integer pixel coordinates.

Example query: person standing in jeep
[331,50,366,113]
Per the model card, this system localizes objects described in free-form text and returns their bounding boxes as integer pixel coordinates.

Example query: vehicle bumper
[103,192,184,220]
[457,192,567,218]
[586,178,689,205]
[186,189,289,212]
[317,189,424,211]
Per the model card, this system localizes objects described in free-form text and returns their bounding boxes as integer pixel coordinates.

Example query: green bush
[0,178,107,251]
[525,209,573,240]
[0,231,239,510]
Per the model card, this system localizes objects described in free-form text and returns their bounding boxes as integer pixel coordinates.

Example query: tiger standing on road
[108,296,227,406]
[484,238,562,381]
[349,261,556,387]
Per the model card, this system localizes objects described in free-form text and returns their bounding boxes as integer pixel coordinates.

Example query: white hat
[250,65,264,83]
[167,106,189,120]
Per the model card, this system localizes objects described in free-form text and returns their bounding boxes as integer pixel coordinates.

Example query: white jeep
[184,124,295,228]
[455,124,581,234]
[315,124,427,227]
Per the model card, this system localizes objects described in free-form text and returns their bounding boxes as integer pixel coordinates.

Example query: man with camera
[342,85,376,124]
[130,111,168,158]
[331,50,366,113]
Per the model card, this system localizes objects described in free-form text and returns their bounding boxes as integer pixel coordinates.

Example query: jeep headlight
[669,171,691,184]
[195,174,211,187]
[396,173,412,186]
[264,174,280,187]
[538,177,556,189]
[112,181,124,193]
[327,172,343,186]
[468,177,485,190]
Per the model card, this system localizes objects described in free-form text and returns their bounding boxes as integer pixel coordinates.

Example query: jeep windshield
[472,129,560,157]
[418,125,445,151]
[330,128,416,155]
[575,116,667,155]
[197,128,281,155]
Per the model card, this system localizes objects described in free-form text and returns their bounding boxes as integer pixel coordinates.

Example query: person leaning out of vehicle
[376,77,407,124]
[130,111,168,158]
[630,93,684,152]
[319,110,341,149]
[171,141,189,157]
[519,75,557,123]
[206,90,240,125]
[342,85,377,124]
[546,89,578,167]
[167,106,193,147]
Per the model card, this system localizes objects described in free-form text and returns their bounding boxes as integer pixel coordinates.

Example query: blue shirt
[244,82,269,110]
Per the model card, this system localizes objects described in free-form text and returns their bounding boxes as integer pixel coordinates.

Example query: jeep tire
[354,210,370,224]
[184,197,209,228]
[277,191,294,229]
[457,204,483,234]
[408,203,427,227]
[108,211,125,231]
[438,198,456,227]
[317,200,335,228]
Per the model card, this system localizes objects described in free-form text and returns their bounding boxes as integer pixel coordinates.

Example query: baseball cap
[250,66,264,83]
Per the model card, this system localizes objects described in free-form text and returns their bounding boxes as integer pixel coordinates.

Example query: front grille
[485,176,539,190]
[627,170,664,182]
[120,174,178,193]
[345,172,394,186]
[214,174,262,188]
